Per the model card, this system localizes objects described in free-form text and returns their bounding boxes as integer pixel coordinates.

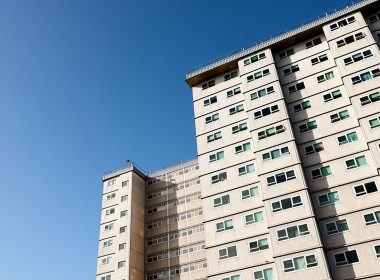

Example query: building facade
[97,1,380,279]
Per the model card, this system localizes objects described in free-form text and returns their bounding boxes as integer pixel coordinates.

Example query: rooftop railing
[103,156,198,178]
[186,0,375,78]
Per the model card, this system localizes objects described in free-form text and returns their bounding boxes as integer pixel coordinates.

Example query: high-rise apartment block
[96,1,380,279]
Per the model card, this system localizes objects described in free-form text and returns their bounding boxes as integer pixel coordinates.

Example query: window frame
[211,172,228,184]
[318,191,340,207]
[272,196,303,213]
[226,87,241,98]
[345,155,368,170]
[218,245,238,260]
[245,211,264,225]
[241,186,260,199]
[334,250,359,267]
[277,223,310,241]
[325,219,349,235]
[353,181,378,197]
[250,85,275,100]
[216,219,234,232]
[337,131,358,145]
[311,166,332,180]
[283,254,318,272]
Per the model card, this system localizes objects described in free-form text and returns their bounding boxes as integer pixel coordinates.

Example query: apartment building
[97,160,208,280]
[97,1,380,279]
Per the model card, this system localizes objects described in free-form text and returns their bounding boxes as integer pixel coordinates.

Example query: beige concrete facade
[97,1,380,279]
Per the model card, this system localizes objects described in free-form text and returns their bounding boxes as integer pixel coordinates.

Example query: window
[205,113,219,124]
[121,180,129,188]
[105,208,115,215]
[283,64,300,76]
[245,211,264,225]
[272,196,302,212]
[241,186,260,199]
[103,239,113,248]
[330,110,350,123]
[120,210,127,217]
[311,166,332,180]
[363,211,380,225]
[211,172,227,184]
[330,16,356,30]
[262,146,290,162]
[354,181,378,196]
[244,52,266,65]
[202,80,215,90]
[345,155,368,170]
[232,122,248,134]
[318,191,340,207]
[288,82,305,94]
[293,100,311,113]
[107,179,116,186]
[247,69,270,82]
[279,48,295,59]
[299,120,317,133]
[249,238,269,252]
[250,85,275,100]
[214,195,230,207]
[104,223,114,231]
[317,71,334,83]
[369,116,380,129]
[258,125,285,140]
[235,142,251,154]
[305,142,324,156]
[119,243,126,250]
[229,104,244,115]
[351,68,380,84]
[311,53,328,65]
[118,261,126,269]
[209,151,224,162]
[254,105,279,119]
[224,70,238,81]
[305,37,322,48]
[374,245,380,258]
[334,250,359,266]
[219,245,237,260]
[101,275,111,280]
[238,164,255,175]
[106,192,116,200]
[326,219,349,235]
[226,87,241,98]
[203,96,217,106]
[253,268,275,280]
[337,132,358,145]
[323,90,342,102]
[360,92,380,106]
[222,275,240,280]
[120,226,127,233]
[102,256,112,265]
[369,13,380,23]
[277,224,310,241]
[207,131,222,142]
[266,170,296,186]
[337,32,365,48]
[283,255,317,272]
[343,49,373,65]
[216,219,234,232]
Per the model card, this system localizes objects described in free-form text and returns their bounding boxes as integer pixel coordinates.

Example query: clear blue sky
[0,0,353,279]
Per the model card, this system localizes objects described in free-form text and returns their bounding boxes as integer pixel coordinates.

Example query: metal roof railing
[103,156,198,179]
[186,0,376,79]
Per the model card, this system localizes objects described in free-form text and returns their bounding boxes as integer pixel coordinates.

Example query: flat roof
[102,157,198,181]
[185,0,379,87]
